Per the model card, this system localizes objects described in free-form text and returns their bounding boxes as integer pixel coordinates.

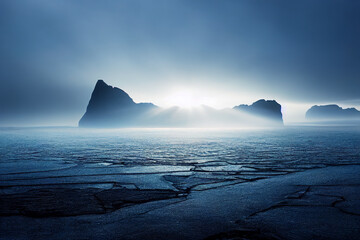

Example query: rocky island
[306,104,360,121]
[79,80,283,127]
[233,99,283,123]
[79,80,157,127]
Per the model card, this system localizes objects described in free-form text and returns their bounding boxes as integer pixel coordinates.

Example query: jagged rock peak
[79,80,157,127]
[88,80,136,110]
[95,79,107,87]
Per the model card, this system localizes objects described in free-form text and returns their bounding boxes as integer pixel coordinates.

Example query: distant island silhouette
[79,80,283,127]
[233,100,283,123]
[79,80,157,127]
[306,104,360,121]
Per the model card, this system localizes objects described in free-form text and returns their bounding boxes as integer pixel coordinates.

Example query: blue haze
[0,0,360,125]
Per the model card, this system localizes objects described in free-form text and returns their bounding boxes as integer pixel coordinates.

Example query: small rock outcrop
[305,104,360,121]
[233,99,283,124]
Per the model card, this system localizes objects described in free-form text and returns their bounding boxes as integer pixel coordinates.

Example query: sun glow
[164,89,214,108]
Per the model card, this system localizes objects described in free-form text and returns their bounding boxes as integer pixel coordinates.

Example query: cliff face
[306,105,360,120]
[233,99,283,124]
[79,80,157,127]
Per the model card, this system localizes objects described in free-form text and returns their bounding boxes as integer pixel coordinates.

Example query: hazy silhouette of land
[79,80,284,127]
[233,99,283,123]
[306,104,360,122]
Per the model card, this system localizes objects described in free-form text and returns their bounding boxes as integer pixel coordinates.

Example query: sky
[1,0,359,126]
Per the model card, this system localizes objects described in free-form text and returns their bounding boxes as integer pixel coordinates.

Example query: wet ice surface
[0,126,360,239]
[1,127,360,207]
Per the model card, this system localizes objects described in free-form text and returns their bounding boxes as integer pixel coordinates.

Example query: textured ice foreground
[0,126,359,239]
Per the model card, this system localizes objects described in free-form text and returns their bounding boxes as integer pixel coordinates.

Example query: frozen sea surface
[0,126,359,199]
[0,126,360,239]
[1,126,359,175]
[1,127,360,192]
